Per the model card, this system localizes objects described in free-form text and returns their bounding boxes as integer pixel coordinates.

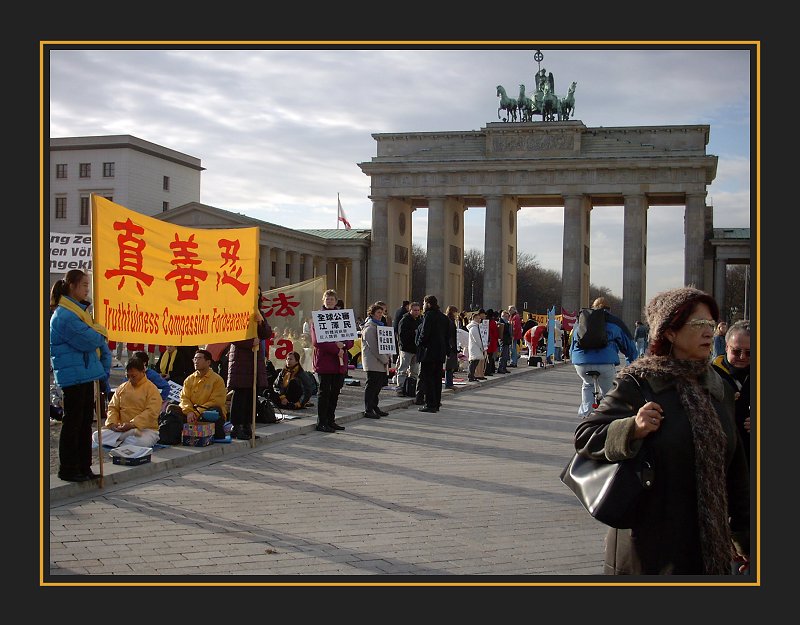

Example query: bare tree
[410,243,427,303]
[462,248,484,311]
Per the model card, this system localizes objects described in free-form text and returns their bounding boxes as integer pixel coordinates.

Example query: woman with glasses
[573,287,750,575]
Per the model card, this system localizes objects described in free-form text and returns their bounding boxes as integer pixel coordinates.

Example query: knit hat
[645,286,710,344]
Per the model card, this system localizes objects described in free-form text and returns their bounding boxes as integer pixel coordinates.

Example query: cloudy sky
[48,45,753,301]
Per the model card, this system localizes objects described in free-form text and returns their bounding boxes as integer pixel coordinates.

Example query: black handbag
[559,375,656,529]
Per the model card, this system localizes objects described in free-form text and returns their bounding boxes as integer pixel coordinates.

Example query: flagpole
[337,193,340,230]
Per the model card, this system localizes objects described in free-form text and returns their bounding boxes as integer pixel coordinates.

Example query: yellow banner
[91,195,260,345]
[261,275,326,370]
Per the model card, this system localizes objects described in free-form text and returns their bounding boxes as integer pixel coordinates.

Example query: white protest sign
[167,380,183,404]
[377,326,396,354]
[50,232,93,274]
[311,308,358,342]
[480,320,489,348]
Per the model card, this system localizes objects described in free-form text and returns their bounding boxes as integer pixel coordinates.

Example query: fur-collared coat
[574,363,749,575]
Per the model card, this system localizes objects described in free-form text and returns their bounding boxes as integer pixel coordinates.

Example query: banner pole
[94,380,104,488]
[251,346,258,448]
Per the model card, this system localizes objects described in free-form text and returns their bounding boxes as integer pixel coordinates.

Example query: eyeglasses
[686,319,716,330]
[728,348,751,358]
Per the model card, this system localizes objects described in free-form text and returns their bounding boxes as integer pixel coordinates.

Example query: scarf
[280,363,300,390]
[160,350,177,376]
[58,296,108,358]
[621,355,732,575]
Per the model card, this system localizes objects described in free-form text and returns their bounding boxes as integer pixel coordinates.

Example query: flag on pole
[337,194,351,230]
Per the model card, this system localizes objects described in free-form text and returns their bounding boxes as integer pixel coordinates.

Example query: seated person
[92,358,161,449]
[269,351,314,410]
[178,348,229,439]
[155,344,197,385]
[131,350,171,410]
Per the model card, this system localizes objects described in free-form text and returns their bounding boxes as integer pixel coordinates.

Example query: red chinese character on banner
[164,233,208,301]
[103,218,155,296]
[216,238,250,296]
[263,292,300,318]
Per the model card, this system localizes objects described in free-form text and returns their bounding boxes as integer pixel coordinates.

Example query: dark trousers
[269,379,303,407]
[468,359,479,379]
[485,352,496,375]
[364,371,387,413]
[230,387,266,426]
[59,381,96,475]
[318,372,345,426]
[420,361,443,409]
[498,344,510,372]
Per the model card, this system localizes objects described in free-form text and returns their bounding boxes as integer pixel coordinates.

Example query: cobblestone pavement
[46,361,615,581]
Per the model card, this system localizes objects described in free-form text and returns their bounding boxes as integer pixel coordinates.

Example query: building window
[56,164,67,179]
[103,162,115,177]
[272,261,276,277]
[285,264,290,279]
[162,201,169,212]
[163,176,170,191]
[80,197,90,225]
[55,197,67,219]
[79,163,91,178]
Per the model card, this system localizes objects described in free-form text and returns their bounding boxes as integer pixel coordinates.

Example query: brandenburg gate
[359,120,717,327]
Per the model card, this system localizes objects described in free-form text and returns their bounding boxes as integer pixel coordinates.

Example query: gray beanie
[645,287,711,345]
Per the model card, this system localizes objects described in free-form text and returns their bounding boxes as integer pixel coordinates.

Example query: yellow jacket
[179,369,228,419]
[105,377,161,430]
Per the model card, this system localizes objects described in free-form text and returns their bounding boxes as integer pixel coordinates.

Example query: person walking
[361,302,391,418]
[570,297,638,418]
[573,287,749,575]
[712,320,751,466]
[414,294,450,413]
[310,289,353,433]
[634,320,649,358]
[227,312,272,441]
[50,269,113,482]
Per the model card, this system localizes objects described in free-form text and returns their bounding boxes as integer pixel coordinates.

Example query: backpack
[403,376,417,397]
[301,370,319,396]
[574,308,609,350]
[157,407,184,445]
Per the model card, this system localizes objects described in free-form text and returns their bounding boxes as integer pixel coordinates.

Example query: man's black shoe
[418,406,438,413]
[315,424,336,433]
[330,422,345,430]
[363,411,381,419]
[83,470,101,480]
[375,409,389,416]
[58,472,90,482]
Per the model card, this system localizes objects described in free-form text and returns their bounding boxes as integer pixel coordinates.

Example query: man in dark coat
[227,314,272,440]
[414,294,450,413]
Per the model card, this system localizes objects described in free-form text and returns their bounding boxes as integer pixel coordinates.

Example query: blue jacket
[146,368,172,401]
[50,296,112,389]
[569,311,638,366]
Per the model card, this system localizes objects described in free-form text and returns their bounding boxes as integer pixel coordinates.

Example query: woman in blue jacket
[49,270,112,482]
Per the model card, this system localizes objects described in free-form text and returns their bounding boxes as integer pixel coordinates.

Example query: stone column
[336,262,348,302]
[622,194,648,329]
[425,197,446,300]
[684,193,706,289]
[326,259,338,292]
[287,251,300,285]
[714,257,727,310]
[259,244,271,290]
[368,197,389,305]
[275,248,287,287]
[314,256,325,280]
[350,254,363,319]
[561,194,589,313]
[303,253,314,282]
[483,196,503,310]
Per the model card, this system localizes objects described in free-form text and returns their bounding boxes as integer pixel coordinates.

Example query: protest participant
[50,269,112,482]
